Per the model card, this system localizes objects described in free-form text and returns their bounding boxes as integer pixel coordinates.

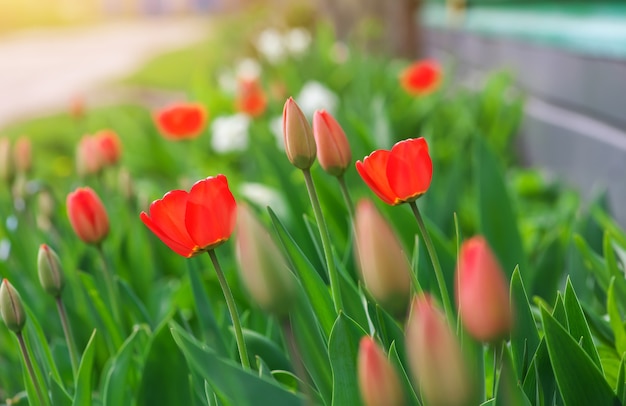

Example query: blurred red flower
[140,175,236,257]
[400,60,441,96]
[235,79,267,117]
[154,103,207,140]
[356,137,432,205]
[94,129,122,165]
[66,187,110,245]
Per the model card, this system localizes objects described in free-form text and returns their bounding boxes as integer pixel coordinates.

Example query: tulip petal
[185,175,236,250]
[387,138,432,202]
[141,190,197,257]
[356,150,398,205]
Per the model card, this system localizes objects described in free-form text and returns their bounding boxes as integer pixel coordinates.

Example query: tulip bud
[312,110,351,177]
[282,97,316,169]
[456,236,512,341]
[0,137,13,183]
[66,187,110,245]
[94,129,122,166]
[355,199,412,316]
[14,136,32,174]
[0,279,26,333]
[38,244,65,297]
[357,336,405,406]
[406,295,474,406]
[76,135,103,176]
[235,204,296,316]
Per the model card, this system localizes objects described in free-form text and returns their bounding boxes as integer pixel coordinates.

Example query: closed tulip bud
[312,110,351,177]
[282,97,316,169]
[38,244,65,297]
[355,199,412,316]
[66,187,110,245]
[406,295,474,406]
[14,136,32,174]
[235,204,296,316]
[0,279,26,333]
[357,337,405,406]
[76,135,103,176]
[94,129,122,166]
[0,137,13,183]
[456,236,512,341]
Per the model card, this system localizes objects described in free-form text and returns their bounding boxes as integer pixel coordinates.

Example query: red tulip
[154,103,207,140]
[312,109,351,177]
[456,236,512,341]
[400,59,441,96]
[235,78,267,117]
[94,129,122,165]
[66,187,110,245]
[140,175,236,257]
[356,138,432,205]
[357,337,405,406]
[76,134,104,176]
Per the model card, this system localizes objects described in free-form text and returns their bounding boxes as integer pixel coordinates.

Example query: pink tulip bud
[66,187,109,245]
[406,295,474,406]
[13,136,31,174]
[312,110,351,177]
[76,135,104,176]
[456,236,512,341]
[282,97,316,169]
[94,129,122,166]
[235,204,296,316]
[355,199,412,316]
[357,336,405,406]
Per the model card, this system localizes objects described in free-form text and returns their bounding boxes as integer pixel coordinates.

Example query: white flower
[236,58,261,81]
[284,28,311,56]
[269,115,284,150]
[211,114,251,154]
[239,183,289,220]
[296,81,338,117]
[255,28,286,64]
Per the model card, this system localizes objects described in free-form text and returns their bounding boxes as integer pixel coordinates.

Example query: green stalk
[208,249,250,370]
[96,244,121,326]
[408,201,454,322]
[302,169,343,313]
[17,332,47,406]
[56,297,79,376]
[337,175,355,220]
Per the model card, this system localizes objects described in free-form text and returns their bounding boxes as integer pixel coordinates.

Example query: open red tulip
[356,137,432,205]
[154,103,207,140]
[400,59,441,96]
[140,175,236,257]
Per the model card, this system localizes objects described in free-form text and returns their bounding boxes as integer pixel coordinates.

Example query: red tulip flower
[66,187,110,245]
[356,137,432,205]
[312,109,351,177]
[154,103,207,140]
[235,78,267,117]
[400,59,441,96]
[140,175,236,257]
[357,337,405,406]
[94,129,122,165]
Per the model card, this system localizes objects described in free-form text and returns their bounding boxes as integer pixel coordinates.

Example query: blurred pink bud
[13,136,31,174]
[66,187,109,245]
[312,110,351,177]
[76,134,104,176]
[357,336,405,406]
[94,129,122,166]
[282,97,316,169]
[355,199,412,316]
[456,236,512,341]
[406,295,474,406]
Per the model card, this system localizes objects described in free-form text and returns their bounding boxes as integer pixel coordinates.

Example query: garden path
[0,18,209,129]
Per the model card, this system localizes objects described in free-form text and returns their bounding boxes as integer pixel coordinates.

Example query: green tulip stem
[302,169,343,313]
[337,174,355,221]
[17,332,47,406]
[56,297,79,376]
[409,201,454,322]
[208,249,250,370]
[96,244,121,326]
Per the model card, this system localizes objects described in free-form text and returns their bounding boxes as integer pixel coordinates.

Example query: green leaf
[616,355,626,403]
[495,345,532,406]
[563,278,602,370]
[388,342,420,406]
[79,272,124,351]
[243,328,292,373]
[117,279,153,327]
[541,307,620,405]
[137,319,193,406]
[552,293,567,327]
[607,278,626,356]
[50,377,72,406]
[73,330,97,406]
[268,207,335,339]
[509,267,539,381]
[171,323,305,406]
[474,134,527,282]
[188,260,228,357]
[598,345,622,391]
[102,325,150,406]
[328,312,367,406]
[374,304,407,364]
